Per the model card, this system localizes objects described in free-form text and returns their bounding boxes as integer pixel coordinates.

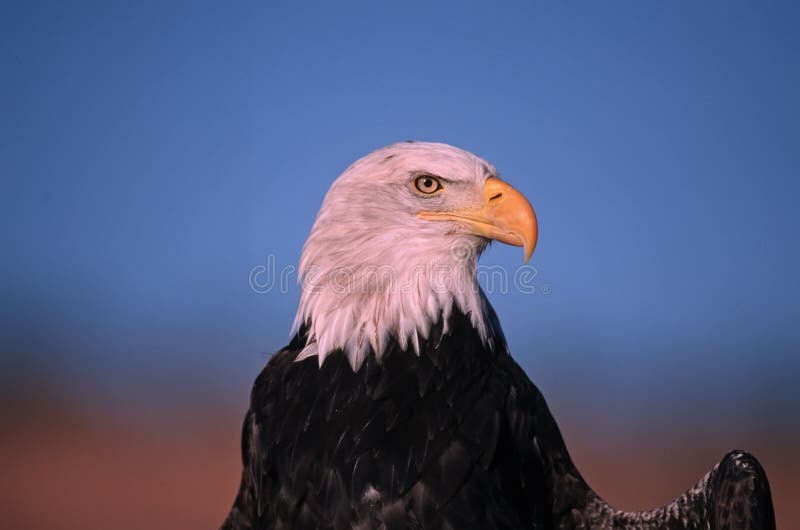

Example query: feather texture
[222,308,775,529]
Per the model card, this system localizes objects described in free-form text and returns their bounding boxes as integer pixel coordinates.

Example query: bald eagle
[222,142,775,529]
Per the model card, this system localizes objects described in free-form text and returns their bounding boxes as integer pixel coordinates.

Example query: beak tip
[521,226,537,264]
[523,246,534,264]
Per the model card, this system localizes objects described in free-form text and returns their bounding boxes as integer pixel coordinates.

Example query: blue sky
[2,1,798,432]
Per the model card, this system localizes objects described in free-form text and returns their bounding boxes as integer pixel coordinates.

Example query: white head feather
[292,141,499,370]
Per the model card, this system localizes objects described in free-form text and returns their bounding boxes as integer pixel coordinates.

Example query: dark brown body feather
[222,309,775,529]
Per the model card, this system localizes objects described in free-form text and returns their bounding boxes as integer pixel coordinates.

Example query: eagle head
[293,141,537,369]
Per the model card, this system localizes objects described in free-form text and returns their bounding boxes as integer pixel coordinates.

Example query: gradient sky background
[2,1,799,438]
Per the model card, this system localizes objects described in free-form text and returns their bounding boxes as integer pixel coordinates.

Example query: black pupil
[422,178,433,189]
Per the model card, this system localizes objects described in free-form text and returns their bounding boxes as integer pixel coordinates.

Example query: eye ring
[414,175,443,194]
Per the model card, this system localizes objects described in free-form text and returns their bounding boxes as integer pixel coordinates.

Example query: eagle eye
[414,175,443,194]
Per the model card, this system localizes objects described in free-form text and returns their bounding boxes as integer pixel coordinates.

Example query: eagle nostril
[489,193,503,201]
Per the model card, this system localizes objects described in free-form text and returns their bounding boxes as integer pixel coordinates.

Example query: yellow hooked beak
[418,177,538,262]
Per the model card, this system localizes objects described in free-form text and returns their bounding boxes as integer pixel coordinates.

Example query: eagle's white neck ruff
[292,236,493,370]
[291,142,498,370]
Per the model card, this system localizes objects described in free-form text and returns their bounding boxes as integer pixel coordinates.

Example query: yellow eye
[414,175,443,194]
